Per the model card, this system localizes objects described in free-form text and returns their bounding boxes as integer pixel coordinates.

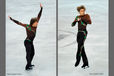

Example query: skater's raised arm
[8,16,27,27]
[37,3,43,22]
[81,14,92,24]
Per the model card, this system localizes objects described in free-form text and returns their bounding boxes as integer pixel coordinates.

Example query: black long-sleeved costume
[10,7,43,70]
[72,14,92,67]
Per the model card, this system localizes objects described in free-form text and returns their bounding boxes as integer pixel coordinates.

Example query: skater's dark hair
[30,17,37,26]
[77,5,86,12]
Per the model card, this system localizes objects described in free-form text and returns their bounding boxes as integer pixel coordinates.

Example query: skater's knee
[31,51,35,56]
[78,43,84,47]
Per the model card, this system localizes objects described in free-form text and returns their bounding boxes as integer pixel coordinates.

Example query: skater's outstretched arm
[81,14,92,24]
[8,16,27,27]
[37,3,43,22]
[71,16,81,27]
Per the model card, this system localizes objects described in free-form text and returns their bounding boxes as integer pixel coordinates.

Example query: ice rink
[6,0,56,76]
[58,0,109,76]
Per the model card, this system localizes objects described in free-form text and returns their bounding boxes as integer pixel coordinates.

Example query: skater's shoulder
[85,14,90,16]
[76,15,80,17]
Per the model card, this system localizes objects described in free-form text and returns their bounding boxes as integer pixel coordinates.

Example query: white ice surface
[6,0,56,76]
[58,0,109,76]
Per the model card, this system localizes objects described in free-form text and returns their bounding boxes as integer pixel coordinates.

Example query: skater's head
[30,17,38,27]
[77,5,86,15]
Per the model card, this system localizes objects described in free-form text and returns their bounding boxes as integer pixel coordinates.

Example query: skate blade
[82,66,89,69]
[25,67,33,71]
[30,65,35,68]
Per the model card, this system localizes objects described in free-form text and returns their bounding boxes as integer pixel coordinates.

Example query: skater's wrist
[10,17,13,20]
[41,7,43,9]
[77,18,81,21]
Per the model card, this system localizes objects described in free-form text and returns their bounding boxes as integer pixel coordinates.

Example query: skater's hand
[8,16,11,19]
[40,3,43,8]
[77,18,81,21]
[8,16,12,20]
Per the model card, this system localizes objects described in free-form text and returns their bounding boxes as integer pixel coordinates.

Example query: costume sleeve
[81,14,92,24]
[37,7,43,22]
[10,17,27,27]
[71,16,79,27]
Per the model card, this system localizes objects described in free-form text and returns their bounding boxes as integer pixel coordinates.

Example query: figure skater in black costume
[71,5,92,69]
[8,3,43,70]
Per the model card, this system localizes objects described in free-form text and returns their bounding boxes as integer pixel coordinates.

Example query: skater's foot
[81,64,89,69]
[30,64,35,67]
[25,65,33,71]
[74,62,79,67]
[25,66,32,71]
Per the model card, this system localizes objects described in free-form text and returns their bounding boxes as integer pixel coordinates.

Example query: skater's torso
[77,14,91,31]
[25,24,37,42]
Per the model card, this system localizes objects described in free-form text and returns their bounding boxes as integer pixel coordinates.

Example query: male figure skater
[8,3,43,70]
[72,5,92,69]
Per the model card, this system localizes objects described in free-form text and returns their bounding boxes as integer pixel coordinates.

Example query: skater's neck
[79,13,86,16]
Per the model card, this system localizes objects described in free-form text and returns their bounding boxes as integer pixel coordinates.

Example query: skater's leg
[81,46,89,66]
[75,32,83,67]
[31,43,35,61]
[81,33,89,69]
[75,44,81,67]
[30,43,35,66]
[24,40,33,70]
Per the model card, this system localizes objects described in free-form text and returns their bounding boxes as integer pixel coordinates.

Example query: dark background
[0,0,5,76]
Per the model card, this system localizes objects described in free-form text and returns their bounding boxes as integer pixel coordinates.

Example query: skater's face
[79,9,85,15]
[32,21,38,27]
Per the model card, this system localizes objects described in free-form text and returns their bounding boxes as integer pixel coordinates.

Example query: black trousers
[24,40,35,66]
[76,31,88,65]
